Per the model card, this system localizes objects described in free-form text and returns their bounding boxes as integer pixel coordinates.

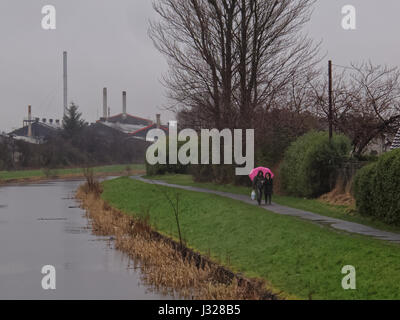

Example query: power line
[332,63,358,71]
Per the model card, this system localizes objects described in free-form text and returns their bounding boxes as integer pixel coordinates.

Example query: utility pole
[328,60,333,142]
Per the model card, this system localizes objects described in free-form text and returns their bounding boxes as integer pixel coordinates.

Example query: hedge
[280,131,351,198]
[146,138,190,176]
[354,149,400,225]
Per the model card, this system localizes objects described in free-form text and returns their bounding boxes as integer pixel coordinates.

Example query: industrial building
[96,89,169,140]
[8,51,168,144]
[9,105,61,144]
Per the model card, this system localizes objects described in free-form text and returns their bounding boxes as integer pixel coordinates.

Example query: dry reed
[76,184,276,300]
[319,174,356,208]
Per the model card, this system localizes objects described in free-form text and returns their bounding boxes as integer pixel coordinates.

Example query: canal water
[0,179,168,300]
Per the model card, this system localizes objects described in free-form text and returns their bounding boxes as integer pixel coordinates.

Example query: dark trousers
[265,192,272,204]
[256,188,272,205]
[256,187,263,205]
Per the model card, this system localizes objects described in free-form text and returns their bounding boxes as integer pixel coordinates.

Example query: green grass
[102,177,400,300]
[145,174,400,234]
[0,164,145,181]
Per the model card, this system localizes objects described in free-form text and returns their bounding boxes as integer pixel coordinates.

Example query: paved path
[133,176,400,244]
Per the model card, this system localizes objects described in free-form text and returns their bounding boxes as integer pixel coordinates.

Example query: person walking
[264,173,274,205]
[252,171,266,206]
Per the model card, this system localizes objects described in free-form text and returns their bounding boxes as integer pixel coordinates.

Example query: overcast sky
[1,0,399,132]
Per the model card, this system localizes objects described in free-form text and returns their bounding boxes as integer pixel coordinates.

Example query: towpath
[132,176,400,244]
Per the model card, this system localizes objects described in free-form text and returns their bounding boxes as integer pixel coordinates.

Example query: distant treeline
[0,125,149,171]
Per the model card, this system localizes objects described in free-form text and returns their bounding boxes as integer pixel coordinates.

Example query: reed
[81,167,103,196]
[77,184,275,300]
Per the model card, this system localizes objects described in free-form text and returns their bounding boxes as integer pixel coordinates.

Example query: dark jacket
[264,178,274,194]
[253,175,265,191]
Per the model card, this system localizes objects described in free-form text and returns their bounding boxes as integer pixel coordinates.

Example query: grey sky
[1,0,399,132]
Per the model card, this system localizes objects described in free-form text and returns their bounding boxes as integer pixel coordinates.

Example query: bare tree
[234,0,320,128]
[311,62,400,155]
[149,0,320,130]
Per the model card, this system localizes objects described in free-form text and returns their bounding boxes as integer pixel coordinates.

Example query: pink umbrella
[249,167,275,181]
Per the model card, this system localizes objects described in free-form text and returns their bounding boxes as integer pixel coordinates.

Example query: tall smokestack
[156,114,161,129]
[122,91,127,115]
[28,105,32,138]
[103,88,108,119]
[63,51,68,117]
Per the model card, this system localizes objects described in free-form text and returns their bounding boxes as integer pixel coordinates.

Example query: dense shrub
[281,131,351,198]
[8,126,149,170]
[0,141,13,170]
[354,149,400,225]
[189,139,249,185]
[254,109,323,168]
[191,164,244,185]
[146,161,189,176]
[181,109,322,185]
[146,138,190,176]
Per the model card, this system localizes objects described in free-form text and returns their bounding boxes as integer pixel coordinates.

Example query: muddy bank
[76,186,278,300]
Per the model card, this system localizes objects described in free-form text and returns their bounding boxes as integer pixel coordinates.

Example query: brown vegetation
[82,167,103,195]
[319,174,356,208]
[76,184,277,300]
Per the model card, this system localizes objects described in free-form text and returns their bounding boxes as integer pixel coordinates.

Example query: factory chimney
[63,51,68,117]
[103,88,108,119]
[122,91,127,115]
[156,114,161,129]
[27,105,32,138]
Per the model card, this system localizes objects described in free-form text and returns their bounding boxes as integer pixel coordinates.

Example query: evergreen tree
[62,102,86,138]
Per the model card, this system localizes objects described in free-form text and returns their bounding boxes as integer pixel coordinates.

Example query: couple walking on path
[252,170,274,206]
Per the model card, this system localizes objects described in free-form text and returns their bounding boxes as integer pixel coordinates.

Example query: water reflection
[0,179,170,300]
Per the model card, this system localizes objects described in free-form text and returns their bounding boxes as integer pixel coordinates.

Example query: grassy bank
[78,185,275,300]
[145,174,400,234]
[102,177,400,300]
[0,164,145,183]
